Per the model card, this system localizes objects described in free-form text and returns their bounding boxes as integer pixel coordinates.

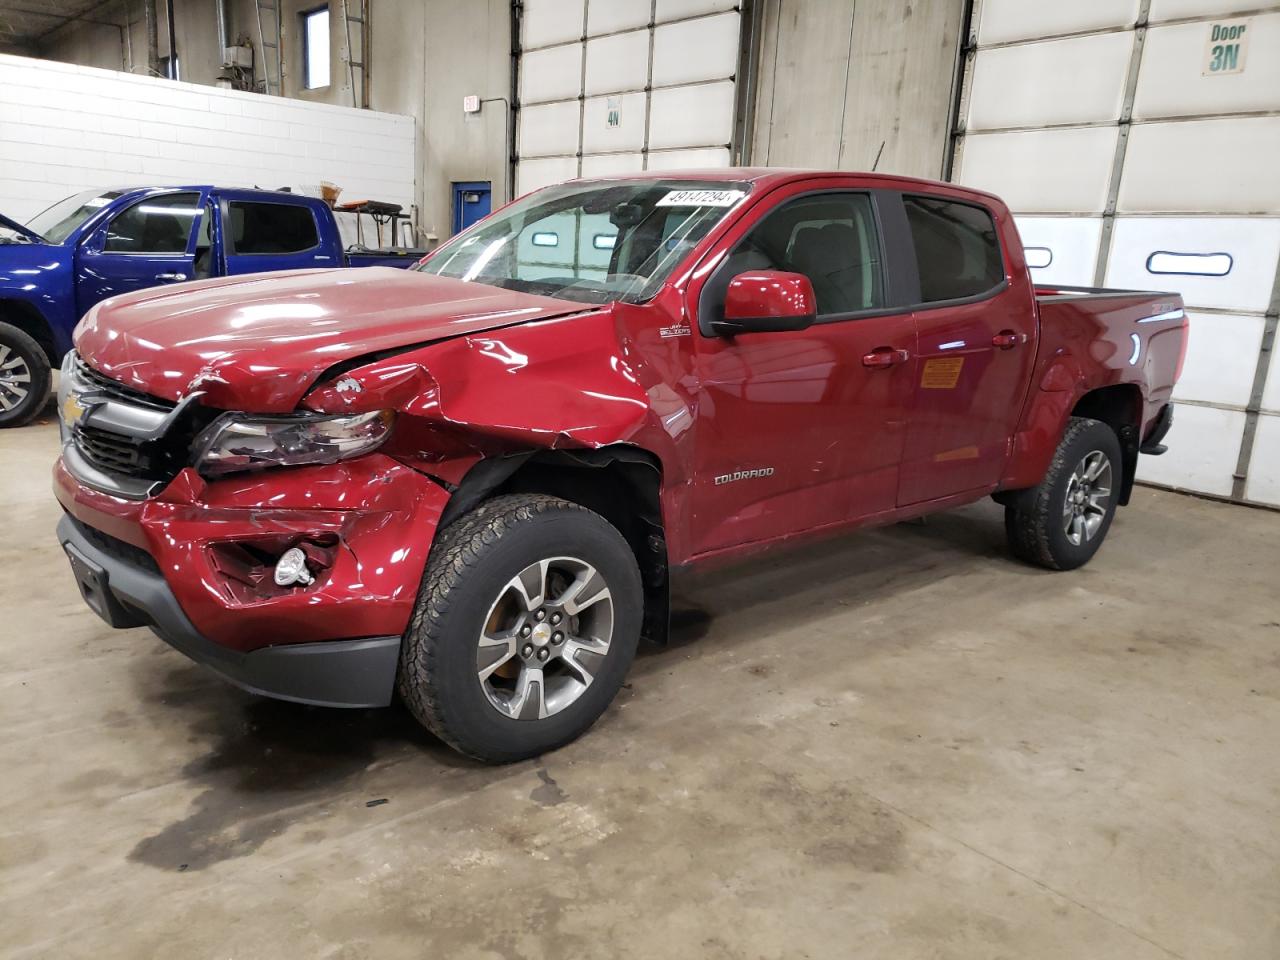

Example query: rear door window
[103,192,200,253]
[902,196,1004,303]
[228,201,320,254]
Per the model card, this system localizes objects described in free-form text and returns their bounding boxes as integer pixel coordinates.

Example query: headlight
[193,410,394,477]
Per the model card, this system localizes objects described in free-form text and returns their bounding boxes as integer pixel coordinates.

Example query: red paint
[723,271,817,322]
[59,169,1186,656]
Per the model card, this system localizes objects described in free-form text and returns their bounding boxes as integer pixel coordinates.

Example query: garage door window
[228,202,320,255]
[903,196,1004,303]
[103,193,200,254]
[721,193,885,317]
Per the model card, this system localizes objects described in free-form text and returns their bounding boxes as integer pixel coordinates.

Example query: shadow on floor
[123,496,1037,869]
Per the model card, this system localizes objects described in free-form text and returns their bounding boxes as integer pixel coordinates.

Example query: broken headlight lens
[193,410,394,477]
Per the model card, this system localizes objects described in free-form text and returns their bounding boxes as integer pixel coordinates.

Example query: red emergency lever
[862,348,911,369]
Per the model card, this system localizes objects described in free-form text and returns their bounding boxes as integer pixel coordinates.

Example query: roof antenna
[871,140,886,172]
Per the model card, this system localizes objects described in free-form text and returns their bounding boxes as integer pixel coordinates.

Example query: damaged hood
[74,267,589,412]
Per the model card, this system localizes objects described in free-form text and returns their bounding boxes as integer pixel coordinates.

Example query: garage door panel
[1135,404,1244,497]
[521,44,583,105]
[656,0,738,21]
[581,152,645,177]
[1135,15,1280,119]
[1118,118,1280,214]
[646,146,732,170]
[518,100,582,158]
[957,127,1117,213]
[968,33,1131,131]
[585,30,649,96]
[1172,311,1264,408]
[582,92,647,153]
[653,12,740,87]
[1104,217,1280,312]
[1243,414,1280,506]
[1149,0,1280,22]
[1012,216,1103,285]
[648,81,736,149]
[1262,341,1280,415]
[977,0,1140,45]
[516,157,579,196]
[523,0,584,49]
[587,0,650,34]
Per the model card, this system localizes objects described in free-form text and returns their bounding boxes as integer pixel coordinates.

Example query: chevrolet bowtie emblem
[62,391,89,426]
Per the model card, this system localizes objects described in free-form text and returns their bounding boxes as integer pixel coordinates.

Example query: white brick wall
[0,54,415,226]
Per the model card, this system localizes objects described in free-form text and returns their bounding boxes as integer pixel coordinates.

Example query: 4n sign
[1203,19,1249,76]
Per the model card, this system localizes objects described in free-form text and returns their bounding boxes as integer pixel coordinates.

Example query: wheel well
[444,447,670,643]
[1071,385,1142,505]
[0,300,58,366]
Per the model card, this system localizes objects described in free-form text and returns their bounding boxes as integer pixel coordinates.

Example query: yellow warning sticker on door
[921,357,964,389]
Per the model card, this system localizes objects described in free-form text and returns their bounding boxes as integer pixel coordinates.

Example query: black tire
[398,494,642,763]
[1004,416,1123,571]
[0,322,52,428]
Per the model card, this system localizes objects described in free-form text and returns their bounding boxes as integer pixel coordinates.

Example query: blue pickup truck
[0,185,424,427]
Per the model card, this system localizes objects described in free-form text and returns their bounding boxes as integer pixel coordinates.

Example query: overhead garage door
[515,0,743,195]
[952,0,1280,507]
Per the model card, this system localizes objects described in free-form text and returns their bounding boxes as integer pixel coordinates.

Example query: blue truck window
[103,193,200,253]
[229,201,320,255]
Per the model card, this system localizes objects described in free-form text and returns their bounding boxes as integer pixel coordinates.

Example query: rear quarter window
[229,201,320,255]
[903,196,1004,303]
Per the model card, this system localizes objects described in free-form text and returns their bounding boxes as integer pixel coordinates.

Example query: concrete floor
[2,409,1278,960]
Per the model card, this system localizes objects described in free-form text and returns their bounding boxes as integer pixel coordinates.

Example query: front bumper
[58,514,400,707]
[53,452,452,708]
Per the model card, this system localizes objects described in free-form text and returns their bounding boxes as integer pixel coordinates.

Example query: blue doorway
[452,181,492,234]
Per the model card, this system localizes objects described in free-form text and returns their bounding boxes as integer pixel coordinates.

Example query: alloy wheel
[475,556,615,720]
[1063,450,1112,546]
[0,345,31,413]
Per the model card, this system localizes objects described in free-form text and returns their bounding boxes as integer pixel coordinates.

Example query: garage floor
[3,413,1278,960]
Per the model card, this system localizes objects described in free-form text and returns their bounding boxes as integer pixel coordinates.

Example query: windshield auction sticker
[656,189,745,208]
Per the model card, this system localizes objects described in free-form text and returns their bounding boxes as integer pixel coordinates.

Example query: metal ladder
[254,0,283,96]
[341,0,370,109]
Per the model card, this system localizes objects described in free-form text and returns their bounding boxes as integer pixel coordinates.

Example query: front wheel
[398,494,642,763]
[0,322,51,428]
[1004,416,1122,571]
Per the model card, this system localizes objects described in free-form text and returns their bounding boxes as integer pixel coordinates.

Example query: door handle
[155,272,188,282]
[861,347,911,369]
[992,330,1024,349]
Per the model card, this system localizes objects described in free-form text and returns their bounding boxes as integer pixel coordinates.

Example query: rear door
[74,190,205,315]
[218,193,337,275]
[891,193,1036,505]
[688,183,917,555]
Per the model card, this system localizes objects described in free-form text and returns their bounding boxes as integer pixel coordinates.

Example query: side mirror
[711,270,817,336]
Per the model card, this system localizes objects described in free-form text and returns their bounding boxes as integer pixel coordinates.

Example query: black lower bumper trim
[1141,403,1174,456]
[57,515,400,708]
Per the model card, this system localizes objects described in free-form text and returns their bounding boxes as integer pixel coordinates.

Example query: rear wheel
[1004,416,1122,570]
[0,322,51,428]
[398,494,642,763]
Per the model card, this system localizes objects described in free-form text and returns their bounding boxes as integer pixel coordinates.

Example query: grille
[73,423,149,476]
[69,353,197,485]
[72,353,175,412]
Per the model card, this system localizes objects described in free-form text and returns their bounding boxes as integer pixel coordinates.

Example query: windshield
[416,179,751,304]
[25,189,125,243]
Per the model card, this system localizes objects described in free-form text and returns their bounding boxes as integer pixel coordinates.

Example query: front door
[893,193,1037,505]
[689,187,917,556]
[74,190,204,316]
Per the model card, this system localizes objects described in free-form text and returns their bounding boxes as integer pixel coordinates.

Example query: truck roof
[563,166,1005,207]
[102,185,324,202]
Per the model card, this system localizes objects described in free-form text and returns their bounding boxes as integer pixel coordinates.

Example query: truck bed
[1032,283,1188,439]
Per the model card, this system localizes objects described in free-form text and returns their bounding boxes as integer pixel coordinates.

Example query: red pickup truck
[54,169,1187,762]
